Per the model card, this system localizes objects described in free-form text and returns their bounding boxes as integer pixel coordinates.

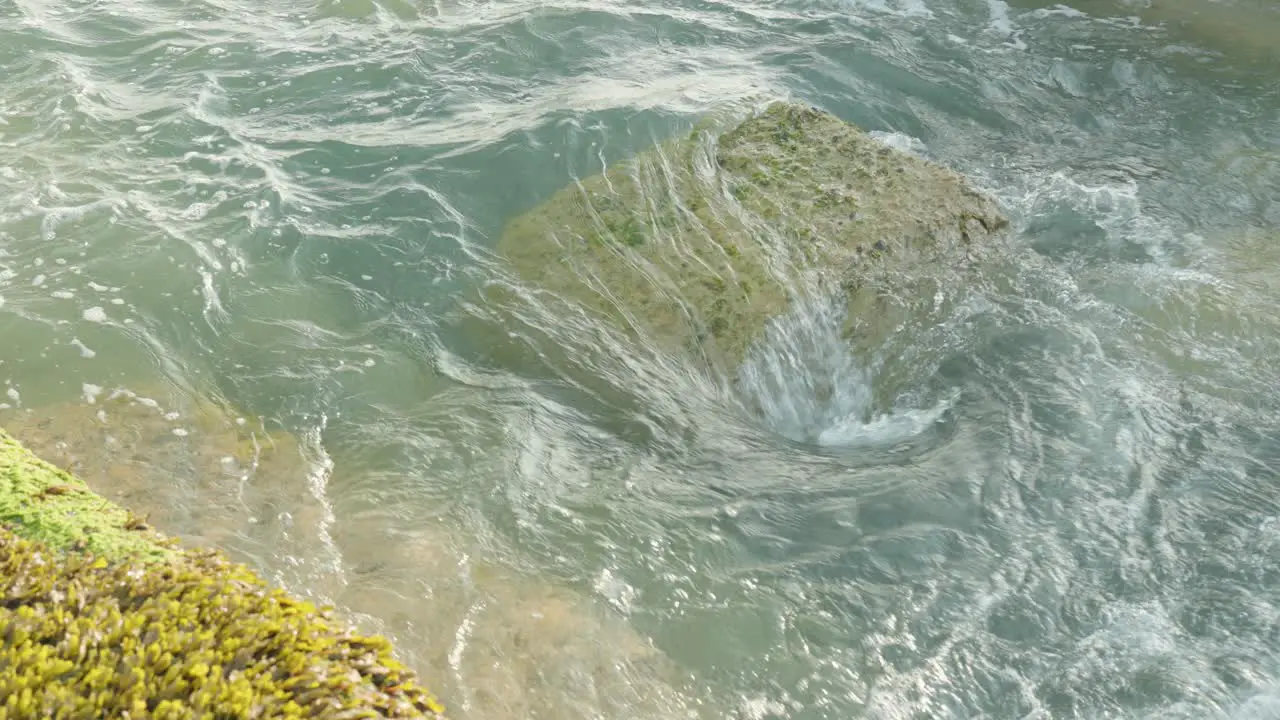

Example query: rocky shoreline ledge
[0,428,447,719]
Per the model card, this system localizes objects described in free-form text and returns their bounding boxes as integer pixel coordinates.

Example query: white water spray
[736,294,871,444]
[736,293,951,448]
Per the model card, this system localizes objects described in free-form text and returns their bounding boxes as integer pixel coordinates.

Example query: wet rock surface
[1,386,313,554]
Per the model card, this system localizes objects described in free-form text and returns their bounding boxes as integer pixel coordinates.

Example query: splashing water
[739,295,874,444]
[737,293,955,449]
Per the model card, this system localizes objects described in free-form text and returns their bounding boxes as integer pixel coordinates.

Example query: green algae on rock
[0,385,322,555]
[0,428,177,563]
[497,102,1008,375]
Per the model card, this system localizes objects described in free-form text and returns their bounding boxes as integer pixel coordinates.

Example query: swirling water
[2,0,1280,717]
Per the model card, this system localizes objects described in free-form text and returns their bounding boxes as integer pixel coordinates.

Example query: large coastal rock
[498,102,1008,376]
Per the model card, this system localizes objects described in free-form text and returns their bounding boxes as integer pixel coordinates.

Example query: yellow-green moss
[1,386,321,555]
[0,428,445,719]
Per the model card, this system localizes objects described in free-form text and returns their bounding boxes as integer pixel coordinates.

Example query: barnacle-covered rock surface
[497,101,1009,375]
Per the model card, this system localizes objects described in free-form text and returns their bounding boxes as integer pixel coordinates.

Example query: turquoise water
[3,0,1280,717]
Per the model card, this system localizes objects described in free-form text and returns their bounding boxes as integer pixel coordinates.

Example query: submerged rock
[0,427,177,563]
[1009,0,1280,71]
[0,386,316,554]
[331,521,704,720]
[1,386,703,720]
[0,427,446,719]
[498,102,1008,376]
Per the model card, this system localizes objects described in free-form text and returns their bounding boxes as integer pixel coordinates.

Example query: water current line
[299,413,347,591]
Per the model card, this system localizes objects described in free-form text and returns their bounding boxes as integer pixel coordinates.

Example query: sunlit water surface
[2,0,1280,717]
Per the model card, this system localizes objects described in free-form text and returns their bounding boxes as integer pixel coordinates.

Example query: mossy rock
[0,427,176,563]
[497,101,1008,376]
[0,428,446,719]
